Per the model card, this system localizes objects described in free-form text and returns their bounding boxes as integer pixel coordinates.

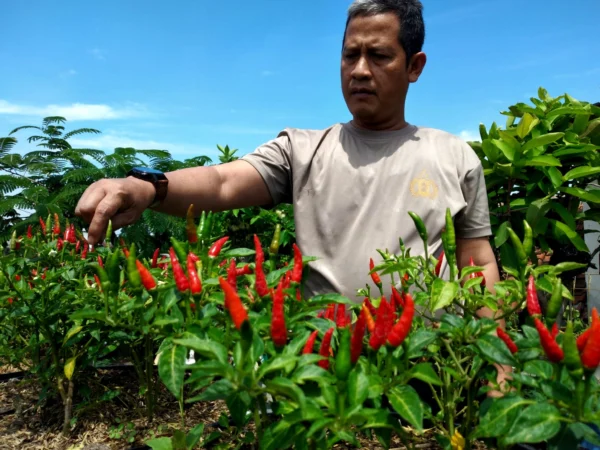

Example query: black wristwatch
[126,167,169,208]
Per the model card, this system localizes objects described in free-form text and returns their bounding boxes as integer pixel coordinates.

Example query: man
[76,0,500,306]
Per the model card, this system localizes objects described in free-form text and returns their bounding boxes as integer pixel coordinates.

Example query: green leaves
[429,279,459,311]
[504,403,562,445]
[387,385,423,431]
[476,396,530,438]
[475,334,517,366]
[158,344,187,398]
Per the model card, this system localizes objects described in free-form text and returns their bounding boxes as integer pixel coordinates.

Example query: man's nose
[352,55,372,79]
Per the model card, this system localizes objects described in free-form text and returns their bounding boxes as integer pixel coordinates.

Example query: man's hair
[344,0,425,63]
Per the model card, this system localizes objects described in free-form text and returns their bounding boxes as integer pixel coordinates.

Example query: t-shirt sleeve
[454,147,492,239]
[241,131,293,205]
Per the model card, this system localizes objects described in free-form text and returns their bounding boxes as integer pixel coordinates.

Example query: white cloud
[459,130,480,142]
[89,48,106,60]
[70,133,216,157]
[0,100,148,121]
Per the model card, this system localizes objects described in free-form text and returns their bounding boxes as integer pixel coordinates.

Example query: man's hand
[75,177,155,246]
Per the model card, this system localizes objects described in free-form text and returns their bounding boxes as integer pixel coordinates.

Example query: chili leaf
[406,330,437,359]
[503,403,562,445]
[476,396,529,438]
[173,334,227,364]
[475,334,517,366]
[158,344,187,398]
[146,437,173,450]
[430,279,459,311]
[387,385,423,431]
[409,363,443,386]
[347,370,370,407]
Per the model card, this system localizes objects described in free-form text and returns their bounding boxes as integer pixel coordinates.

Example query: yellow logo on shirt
[410,170,439,199]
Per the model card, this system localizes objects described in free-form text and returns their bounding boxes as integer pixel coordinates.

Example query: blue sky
[2,0,599,162]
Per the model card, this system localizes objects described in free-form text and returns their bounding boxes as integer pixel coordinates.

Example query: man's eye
[373,53,388,59]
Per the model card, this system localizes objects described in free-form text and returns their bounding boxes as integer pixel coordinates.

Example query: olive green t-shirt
[242,122,491,302]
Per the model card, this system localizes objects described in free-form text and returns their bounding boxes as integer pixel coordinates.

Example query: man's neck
[351,117,408,131]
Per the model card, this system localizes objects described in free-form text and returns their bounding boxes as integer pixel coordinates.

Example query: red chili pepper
[391,286,405,310]
[497,327,518,354]
[93,274,102,291]
[7,297,13,305]
[435,251,444,276]
[302,330,319,354]
[53,213,60,235]
[186,204,198,244]
[291,243,303,283]
[39,216,46,235]
[580,308,600,370]
[235,264,252,276]
[253,235,269,297]
[369,297,394,350]
[169,247,189,292]
[218,259,228,268]
[26,225,32,239]
[136,260,157,291]
[151,248,160,268]
[81,241,88,259]
[31,269,38,277]
[551,322,559,339]
[468,256,486,287]
[68,224,76,244]
[363,298,377,316]
[336,303,348,328]
[57,237,64,251]
[362,304,376,333]
[296,289,301,301]
[271,279,287,347]
[324,303,336,321]
[351,308,367,364]
[369,258,382,288]
[282,270,292,290]
[122,247,130,258]
[75,239,80,253]
[97,255,104,268]
[527,276,542,317]
[227,259,238,291]
[14,274,21,281]
[41,269,47,280]
[219,276,248,329]
[387,293,415,347]
[577,328,592,353]
[188,252,200,263]
[187,253,202,295]
[534,318,564,362]
[318,328,335,369]
[208,236,229,258]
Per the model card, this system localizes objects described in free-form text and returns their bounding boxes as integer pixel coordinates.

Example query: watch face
[133,167,163,175]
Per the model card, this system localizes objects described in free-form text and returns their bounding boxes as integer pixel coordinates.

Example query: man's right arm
[75,160,273,246]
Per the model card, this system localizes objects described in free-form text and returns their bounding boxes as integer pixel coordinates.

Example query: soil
[0,367,489,450]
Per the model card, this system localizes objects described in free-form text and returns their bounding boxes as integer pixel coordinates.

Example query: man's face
[341,13,423,130]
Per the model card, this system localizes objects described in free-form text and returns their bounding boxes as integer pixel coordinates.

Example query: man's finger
[86,195,122,245]
[75,183,108,224]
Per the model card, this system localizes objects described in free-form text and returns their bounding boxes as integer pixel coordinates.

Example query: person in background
[76,0,507,392]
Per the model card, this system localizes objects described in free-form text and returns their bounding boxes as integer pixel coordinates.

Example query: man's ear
[408,52,427,83]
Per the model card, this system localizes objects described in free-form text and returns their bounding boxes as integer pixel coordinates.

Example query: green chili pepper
[203,212,214,241]
[9,231,17,251]
[522,220,533,259]
[126,244,141,289]
[269,224,282,255]
[170,237,188,264]
[335,326,352,381]
[95,264,112,293]
[563,321,584,378]
[106,248,121,294]
[546,277,563,325]
[444,208,457,280]
[196,210,206,244]
[105,220,113,245]
[45,214,52,235]
[408,211,428,245]
[507,227,528,269]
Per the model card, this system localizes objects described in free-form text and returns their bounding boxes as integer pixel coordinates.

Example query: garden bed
[0,367,492,450]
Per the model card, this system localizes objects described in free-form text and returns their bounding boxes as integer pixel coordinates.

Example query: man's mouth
[350,88,376,97]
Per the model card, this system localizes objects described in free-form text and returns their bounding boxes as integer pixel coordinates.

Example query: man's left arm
[456,236,511,397]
